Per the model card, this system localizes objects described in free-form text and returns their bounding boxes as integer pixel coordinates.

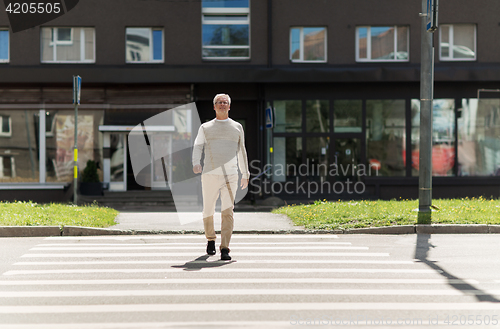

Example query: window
[0,29,9,63]
[306,100,329,132]
[201,0,250,60]
[356,26,409,62]
[0,156,15,179]
[0,115,11,137]
[366,100,406,176]
[439,24,476,61]
[274,100,301,133]
[126,28,163,63]
[334,100,362,133]
[0,111,38,182]
[41,27,95,63]
[290,27,327,62]
[411,99,455,177]
[458,98,500,176]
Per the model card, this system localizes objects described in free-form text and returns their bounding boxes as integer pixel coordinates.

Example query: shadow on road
[171,255,235,271]
[415,233,499,303]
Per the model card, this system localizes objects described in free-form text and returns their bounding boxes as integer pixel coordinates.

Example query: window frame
[201,2,250,61]
[40,27,96,64]
[0,115,12,137]
[125,27,164,64]
[0,155,15,179]
[439,24,477,61]
[289,27,327,63]
[355,25,410,62]
[0,28,9,63]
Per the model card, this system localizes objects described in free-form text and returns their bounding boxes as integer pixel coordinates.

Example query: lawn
[0,201,119,228]
[272,197,500,230]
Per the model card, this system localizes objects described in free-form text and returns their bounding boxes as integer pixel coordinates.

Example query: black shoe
[206,241,216,255]
[221,248,231,260]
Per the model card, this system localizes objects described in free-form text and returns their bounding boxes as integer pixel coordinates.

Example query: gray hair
[213,94,231,105]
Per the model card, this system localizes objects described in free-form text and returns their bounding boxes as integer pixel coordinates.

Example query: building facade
[0,0,499,202]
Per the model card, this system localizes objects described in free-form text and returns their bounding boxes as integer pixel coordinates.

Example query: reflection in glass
[397,26,408,55]
[41,27,94,62]
[110,134,124,182]
[126,28,163,62]
[126,28,150,62]
[0,110,39,182]
[152,134,171,184]
[440,25,450,57]
[440,24,475,60]
[411,99,455,177]
[202,0,249,8]
[358,27,367,59]
[366,100,406,176]
[306,137,329,182]
[458,98,500,176]
[334,100,362,133]
[0,30,9,61]
[303,28,326,61]
[45,110,103,183]
[335,138,361,181]
[202,48,249,58]
[290,28,300,60]
[290,27,326,62]
[152,30,163,61]
[56,28,80,62]
[202,25,249,46]
[273,137,302,182]
[371,26,394,60]
[274,100,302,133]
[452,25,475,59]
[306,100,329,133]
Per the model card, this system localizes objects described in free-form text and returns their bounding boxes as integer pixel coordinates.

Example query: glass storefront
[268,95,500,184]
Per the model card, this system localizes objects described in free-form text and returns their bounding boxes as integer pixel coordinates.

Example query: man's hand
[193,164,202,174]
[240,178,249,189]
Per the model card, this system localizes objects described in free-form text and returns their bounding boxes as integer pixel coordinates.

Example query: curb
[1,224,500,237]
[0,226,61,237]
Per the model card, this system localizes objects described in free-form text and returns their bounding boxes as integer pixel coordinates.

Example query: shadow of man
[415,233,500,303]
[172,255,235,272]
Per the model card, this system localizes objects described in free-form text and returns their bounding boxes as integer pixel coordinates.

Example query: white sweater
[192,118,250,179]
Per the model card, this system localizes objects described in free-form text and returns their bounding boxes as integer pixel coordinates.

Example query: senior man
[192,94,250,260]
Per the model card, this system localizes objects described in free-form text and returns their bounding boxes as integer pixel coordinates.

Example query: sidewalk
[111,212,304,233]
[1,209,499,236]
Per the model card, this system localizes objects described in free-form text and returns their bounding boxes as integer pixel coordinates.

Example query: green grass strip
[272,197,500,230]
[0,201,119,228]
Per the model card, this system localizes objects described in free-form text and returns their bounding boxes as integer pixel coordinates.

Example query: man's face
[214,96,230,115]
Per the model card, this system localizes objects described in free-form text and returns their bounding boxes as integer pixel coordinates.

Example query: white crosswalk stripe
[1,234,498,328]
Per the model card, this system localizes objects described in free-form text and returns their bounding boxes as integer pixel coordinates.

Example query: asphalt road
[0,234,499,328]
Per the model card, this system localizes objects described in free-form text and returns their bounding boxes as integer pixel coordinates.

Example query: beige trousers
[202,174,238,250]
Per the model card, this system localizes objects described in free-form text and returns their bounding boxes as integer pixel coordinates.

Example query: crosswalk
[1,234,499,328]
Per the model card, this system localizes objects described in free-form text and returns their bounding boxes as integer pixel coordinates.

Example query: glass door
[109,134,126,191]
[151,133,172,189]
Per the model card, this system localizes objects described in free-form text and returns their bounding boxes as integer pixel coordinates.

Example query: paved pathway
[111,212,303,232]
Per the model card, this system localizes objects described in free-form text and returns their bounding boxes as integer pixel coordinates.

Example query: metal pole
[73,101,78,205]
[418,0,434,224]
[73,75,81,205]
